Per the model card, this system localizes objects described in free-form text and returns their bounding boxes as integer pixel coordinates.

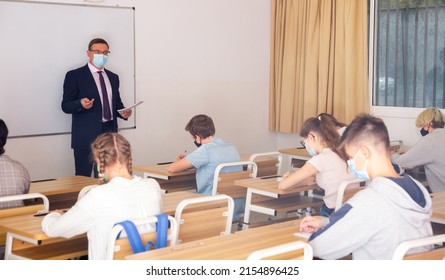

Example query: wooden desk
[0,213,88,260]
[432,191,445,224]
[162,190,203,215]
[0,190,204,260]
[278,148,311,161]
[278,148,311,172]
[235,177,322,230]
[125,219,306,260]
[29,176,97,210]
[133,164,196,193]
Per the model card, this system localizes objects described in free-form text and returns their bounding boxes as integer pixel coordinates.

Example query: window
[374,0,445,108]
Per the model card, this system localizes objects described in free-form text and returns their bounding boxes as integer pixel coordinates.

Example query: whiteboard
[0,1,135,138]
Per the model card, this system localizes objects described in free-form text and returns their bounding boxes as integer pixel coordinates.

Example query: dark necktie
[97,71,111,121]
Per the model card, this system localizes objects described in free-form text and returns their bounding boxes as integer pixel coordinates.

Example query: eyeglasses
[89,49,110,55]
[300,140,306,148]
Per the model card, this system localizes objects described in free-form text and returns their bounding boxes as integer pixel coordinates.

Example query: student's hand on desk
[53,209,65,215]
[306,176,316,185]
[176,154,186,161]
[81,98,94,109]
[282,172,291,179]
[300,216,323,233]
[119,109,132,119]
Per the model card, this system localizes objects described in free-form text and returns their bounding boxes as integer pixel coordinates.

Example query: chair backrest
[334,178,368,212]
[389,140,403,153]
[248,152,283,176]
[174,194,234,244]
[77,185,97,201]
[212,161,258,198]
[106,215,178,260]
[392,234,445,260]
[246,241,313,260]
[0,193,49,246]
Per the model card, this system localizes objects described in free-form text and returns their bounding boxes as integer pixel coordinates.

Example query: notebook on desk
[294,231,311,239]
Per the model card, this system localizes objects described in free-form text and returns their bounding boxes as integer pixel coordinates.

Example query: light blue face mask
[347,151,370,180]
[306,147,317,157]
[93,54,108,68]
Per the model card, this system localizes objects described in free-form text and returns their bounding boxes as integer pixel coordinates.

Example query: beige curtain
[269,0,369,133]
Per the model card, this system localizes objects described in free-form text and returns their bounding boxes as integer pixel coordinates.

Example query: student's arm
[391,138,433,169]
[61,71,87,114]
[41,204,94,238]
[278,162,317,190]
[307,203,375,260]
[167,157,194,173]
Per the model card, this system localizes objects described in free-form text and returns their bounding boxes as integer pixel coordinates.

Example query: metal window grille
[374,0,445,108]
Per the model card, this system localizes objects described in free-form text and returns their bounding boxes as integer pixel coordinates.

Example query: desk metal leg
[4,232,36,260]
[242,188,253,230]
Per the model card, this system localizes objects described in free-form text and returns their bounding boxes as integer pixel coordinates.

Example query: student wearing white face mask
[391,107,445,193]
[300,114,433,260]
[278,115,355,217]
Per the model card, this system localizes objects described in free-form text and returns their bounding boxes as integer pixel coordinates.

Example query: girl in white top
[279,115,355,216]
[41,133,162,260]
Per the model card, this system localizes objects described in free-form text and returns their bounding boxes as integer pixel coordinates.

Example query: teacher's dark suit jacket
[62,64,125,150]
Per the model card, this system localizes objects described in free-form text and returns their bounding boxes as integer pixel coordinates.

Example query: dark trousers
[74,148,94,177]
[73,121,115,177]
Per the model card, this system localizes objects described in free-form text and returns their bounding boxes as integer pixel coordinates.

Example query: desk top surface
[162,191,203,215]
[0,213,48,241]
[278,148,311,158]
[133,153,277,178]
[0,190,204,241]
[29,176,98,196]
[235,177,318,195]
[125,219,305,260]
[133,164,196,177]
[432,191,445,219]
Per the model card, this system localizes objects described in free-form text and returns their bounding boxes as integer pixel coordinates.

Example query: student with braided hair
[41,133,162,260]
[278,115,355,217]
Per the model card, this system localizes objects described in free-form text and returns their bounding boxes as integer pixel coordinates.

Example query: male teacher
[62,38,132,176]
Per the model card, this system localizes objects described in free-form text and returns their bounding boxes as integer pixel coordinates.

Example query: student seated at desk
[0,119,30,210]
[300,114,433,260]
[391,107,445,193]
[279,115,355,217]
[41,133,162,260]
[167,114,243,219]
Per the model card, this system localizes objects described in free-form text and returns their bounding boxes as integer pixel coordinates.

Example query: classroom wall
[5,0,426,181]
[5,0,277,180]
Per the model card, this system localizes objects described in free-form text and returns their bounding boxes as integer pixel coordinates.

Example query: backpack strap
[155,213,168,249]
[115,220,145,254]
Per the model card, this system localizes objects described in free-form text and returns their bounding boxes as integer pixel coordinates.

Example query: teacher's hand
[81,98,94,109]
[119,109,132,119]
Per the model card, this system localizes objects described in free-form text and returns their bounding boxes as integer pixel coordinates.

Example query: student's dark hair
[317,113,346,128]
[91,133,132,178]
[300,115,342,157]
[185,114,215,139]
[0,119,8,155]
[88,38,109,50]
[340,114,390,158]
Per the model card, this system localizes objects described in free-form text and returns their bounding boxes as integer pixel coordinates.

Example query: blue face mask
[347,151,370,180]
[93,54,108,68]
[306,147,317,157]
